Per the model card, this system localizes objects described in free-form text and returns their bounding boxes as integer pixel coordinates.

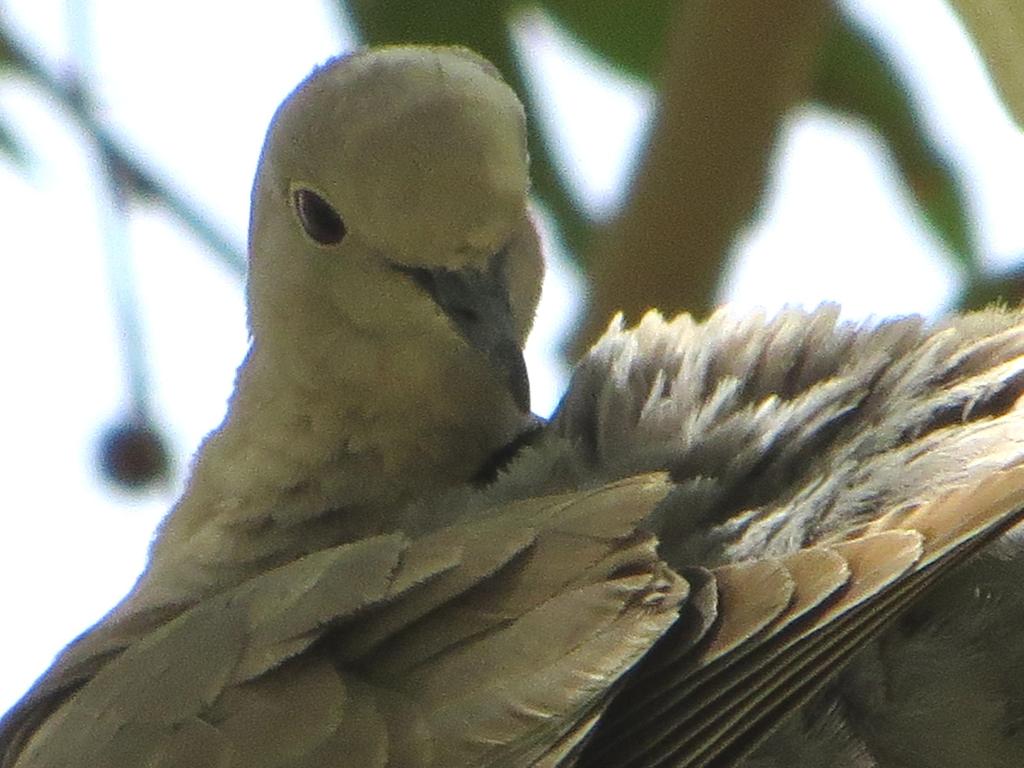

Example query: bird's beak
[395,248,531,414]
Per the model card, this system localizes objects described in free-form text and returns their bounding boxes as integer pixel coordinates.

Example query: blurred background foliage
[2,0,1024,490]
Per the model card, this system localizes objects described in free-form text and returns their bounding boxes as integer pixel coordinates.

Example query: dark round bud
[98,419,172,490]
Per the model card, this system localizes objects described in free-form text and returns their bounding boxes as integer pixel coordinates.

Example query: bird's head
[132,47,547,605]
[245,46,542,414]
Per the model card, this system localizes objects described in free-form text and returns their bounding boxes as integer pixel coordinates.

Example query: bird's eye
[293,188,346,245]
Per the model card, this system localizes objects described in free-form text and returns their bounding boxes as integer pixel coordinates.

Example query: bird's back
[489,304,1024,767]
[5,304,1024,767]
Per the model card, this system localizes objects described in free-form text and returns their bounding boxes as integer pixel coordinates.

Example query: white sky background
[2,0,1024,714]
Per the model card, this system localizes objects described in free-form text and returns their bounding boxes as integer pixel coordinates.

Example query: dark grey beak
[395,249,531,413]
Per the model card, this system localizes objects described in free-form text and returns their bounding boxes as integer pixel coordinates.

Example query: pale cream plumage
[3,46,1024,768]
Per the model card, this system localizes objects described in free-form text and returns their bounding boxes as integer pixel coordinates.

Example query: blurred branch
[948,0,1024,131]
[0,22,246,276]
[570,0,833,355]
[812,13,981,280]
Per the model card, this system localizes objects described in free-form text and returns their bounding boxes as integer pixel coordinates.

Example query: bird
[3,44,1024,768]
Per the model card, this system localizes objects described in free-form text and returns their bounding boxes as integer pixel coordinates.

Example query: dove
[3,45,1024,768]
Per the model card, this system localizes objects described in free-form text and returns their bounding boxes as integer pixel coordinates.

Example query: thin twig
[0,21,246,277]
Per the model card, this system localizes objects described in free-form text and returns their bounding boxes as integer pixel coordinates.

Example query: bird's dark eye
[293,188,346,245]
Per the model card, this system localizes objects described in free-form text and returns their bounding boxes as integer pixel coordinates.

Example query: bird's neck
[128,330,529,612]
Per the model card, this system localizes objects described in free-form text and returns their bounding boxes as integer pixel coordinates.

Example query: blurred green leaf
[0,26,16,68]
[949,0,1024,131]
[0,24,32,167]
[0,119,30,167]
[341,0,592,258]
[959,263,1024,308]
[542,0,673,79]
[811,13,980,278]
[346,0,513,67]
